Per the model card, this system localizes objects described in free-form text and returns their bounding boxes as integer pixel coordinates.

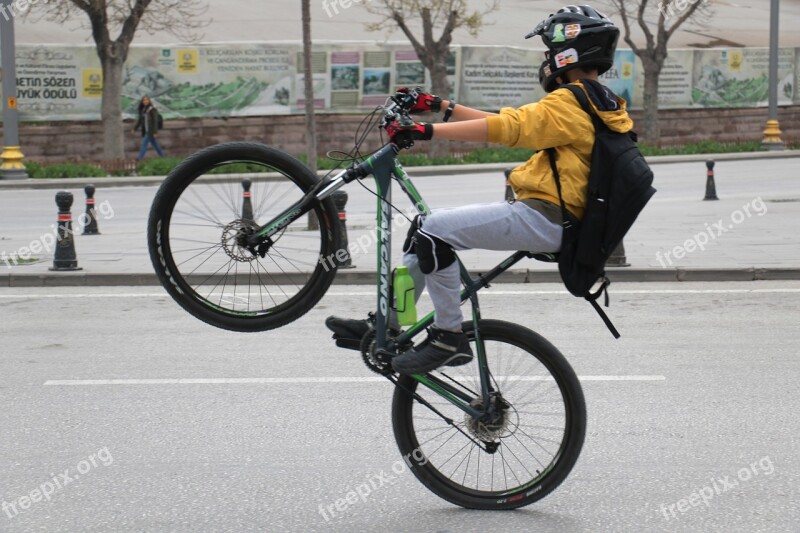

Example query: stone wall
[9,106,800,163]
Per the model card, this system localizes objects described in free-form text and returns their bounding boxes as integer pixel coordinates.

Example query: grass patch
[6,256,39,266]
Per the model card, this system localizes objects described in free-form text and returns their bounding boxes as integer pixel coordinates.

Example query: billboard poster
[0,42,796,121]
[5,46,102,121]
[395,49,425,87]
[295,50,328,110]
[330,50,361,109]
[601,49,637,106]
[657,50,694,108]
[460,46,544,110]
[360,50,392,106]
[691,47,795,107]
[124,44,296,119]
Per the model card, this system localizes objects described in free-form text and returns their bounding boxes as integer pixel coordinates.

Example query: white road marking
[44,375,665,386]
[2,288,800,300]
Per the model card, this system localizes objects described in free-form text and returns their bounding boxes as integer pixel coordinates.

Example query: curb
[2,150,799,190]
[3,268,800,287]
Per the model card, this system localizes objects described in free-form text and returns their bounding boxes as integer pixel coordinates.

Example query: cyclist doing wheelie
[327,4,632,375]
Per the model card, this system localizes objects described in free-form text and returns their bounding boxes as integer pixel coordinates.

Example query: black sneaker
[325,314,401,350]
[391,327,473,375]
[325,315,373,350]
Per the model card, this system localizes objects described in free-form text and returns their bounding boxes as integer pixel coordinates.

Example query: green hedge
[26,140,792,179]
[137,157,183,176]
[638,140,763,156]
[25,161,107,179]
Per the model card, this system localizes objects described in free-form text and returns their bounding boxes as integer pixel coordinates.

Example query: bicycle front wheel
[148,142,340,332]
[391,319,586,510]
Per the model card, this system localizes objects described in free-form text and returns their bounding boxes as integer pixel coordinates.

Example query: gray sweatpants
[403,201,562,331]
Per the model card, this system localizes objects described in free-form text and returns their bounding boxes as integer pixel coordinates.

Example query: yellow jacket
[486,81,633,220]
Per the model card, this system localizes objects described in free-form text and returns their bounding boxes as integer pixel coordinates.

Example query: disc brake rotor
[221,220,259,262]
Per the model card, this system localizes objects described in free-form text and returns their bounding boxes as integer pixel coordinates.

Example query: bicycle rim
[148,142,339,332]
[392,319,586,509]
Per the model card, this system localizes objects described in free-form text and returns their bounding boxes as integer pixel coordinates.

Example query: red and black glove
[386,119,433,149]
[395,87,442,114]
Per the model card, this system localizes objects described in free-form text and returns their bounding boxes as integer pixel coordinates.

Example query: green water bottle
[394,266,417,326]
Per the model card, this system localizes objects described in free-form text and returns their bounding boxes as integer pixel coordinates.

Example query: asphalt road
[1,281,799,532]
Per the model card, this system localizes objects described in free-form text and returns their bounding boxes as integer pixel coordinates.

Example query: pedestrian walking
[132,95,165,161]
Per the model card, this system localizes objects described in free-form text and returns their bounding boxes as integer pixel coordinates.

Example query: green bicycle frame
[249,143,537,420]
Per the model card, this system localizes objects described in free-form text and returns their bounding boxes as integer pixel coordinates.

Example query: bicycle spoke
[400,325,579,501]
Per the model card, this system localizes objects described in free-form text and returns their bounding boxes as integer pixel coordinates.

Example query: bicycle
[147,91,586,510]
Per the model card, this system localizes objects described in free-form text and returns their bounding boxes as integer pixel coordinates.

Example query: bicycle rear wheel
[148,142,340,332]
[391,319,586,509]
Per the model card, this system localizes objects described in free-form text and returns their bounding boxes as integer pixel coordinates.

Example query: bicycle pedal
[333,336,362,351]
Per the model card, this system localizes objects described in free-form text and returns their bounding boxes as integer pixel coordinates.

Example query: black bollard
[50,191,82,271]
[241,179,254,221]
[82,184,100,235]
[605,241,630,267]
[703,160,719,201]
[332,190,354,268]
[503,168,515,202]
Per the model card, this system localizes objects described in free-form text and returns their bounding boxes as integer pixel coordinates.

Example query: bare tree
[605,0,708,144]
[363,0,497,156]
[27,1,209,160]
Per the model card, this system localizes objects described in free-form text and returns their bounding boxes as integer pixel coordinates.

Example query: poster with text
[124,44,296,119]
[658,50,694,108]
[459,46,544,110]
[631,50,694,109]
[1,46,102,121]
[691,47,795,107]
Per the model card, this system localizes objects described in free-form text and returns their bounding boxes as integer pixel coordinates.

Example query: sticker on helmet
[551,23,566,43]
[565,24,581,39]
[555,48,579,68]
[543,64,552,77]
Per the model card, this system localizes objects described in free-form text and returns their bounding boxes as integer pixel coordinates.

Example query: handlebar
[381,86,424,127]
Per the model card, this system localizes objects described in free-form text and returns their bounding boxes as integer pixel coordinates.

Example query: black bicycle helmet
[526,5,619,92]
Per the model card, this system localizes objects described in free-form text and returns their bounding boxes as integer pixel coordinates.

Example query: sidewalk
[1,154,799,287]
[2,150,799,191]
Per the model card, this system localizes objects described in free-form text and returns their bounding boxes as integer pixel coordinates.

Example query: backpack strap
[546,81,597,225]
[549,84,621,340]
[587,279,621,339]
[545,148,573,231]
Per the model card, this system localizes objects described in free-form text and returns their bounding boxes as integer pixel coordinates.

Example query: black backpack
[156,110,164,131]
[546,83,656,338]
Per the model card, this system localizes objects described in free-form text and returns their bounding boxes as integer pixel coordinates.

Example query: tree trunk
[101,57,126,160]
[302,0,317,174]
[302,0,319,230]
[641,60,662,146]
[428,55,451,160]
